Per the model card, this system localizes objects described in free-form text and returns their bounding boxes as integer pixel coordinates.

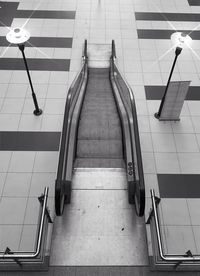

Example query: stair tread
[74,157,125,168]
[76,67,123,163]
[78,117,122,140]
[76,139,123,158]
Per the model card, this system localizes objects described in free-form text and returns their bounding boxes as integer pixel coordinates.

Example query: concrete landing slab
[50,169,148,266]
[88,44,111,68]
[73,168,127,190]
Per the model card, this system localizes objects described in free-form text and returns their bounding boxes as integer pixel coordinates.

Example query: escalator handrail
[56,62,85,183]
[55,59,87,216]
[56,41,88,184]
[111,39,116,59]
[114,63,144,182]
[113,61,145,215]
[111,42,145,216]
[64,62,89,183]
[109,61,134,186]
[83,39,88,59]
[55,44,88,214]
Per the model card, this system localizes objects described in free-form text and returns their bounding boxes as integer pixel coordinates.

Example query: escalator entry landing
[55,40,145,217]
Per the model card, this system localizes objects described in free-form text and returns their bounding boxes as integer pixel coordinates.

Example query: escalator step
[81,108,119,118]
[74,157,125,168]
[76,139,123,159]
[79,113,120,123]
[77,117,122,140]
[76,67,124,166]
[88,68,109,75]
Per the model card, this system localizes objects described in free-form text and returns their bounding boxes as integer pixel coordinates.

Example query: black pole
[154,46,182,119]
[18,43,42,116]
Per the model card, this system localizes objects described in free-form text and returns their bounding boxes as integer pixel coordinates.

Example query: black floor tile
[0,131,60,151]
[0,1,19,26]
[137,29,200,40]
[15,10,76,19]
[158,174,200,198]
[135,12,200,21]
[188,0,200,5]
[28,37,73,48]
[0,58,70,71]
[145,86,200,101]
[0,37,73,48]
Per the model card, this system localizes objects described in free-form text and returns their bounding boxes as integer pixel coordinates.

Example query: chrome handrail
[0,187,50,259]
[111,55,144,182]
[150,189,200,262]
[56,42,87,182]
[56,61,85,182]
[110,43,145,216]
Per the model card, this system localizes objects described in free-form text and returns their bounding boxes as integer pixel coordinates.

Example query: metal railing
[55,41,88,215]
[56,61,86,185]
[111,40,116,59]
[150,189,200,263]
[110,40,145,217]
[0,187,52,260]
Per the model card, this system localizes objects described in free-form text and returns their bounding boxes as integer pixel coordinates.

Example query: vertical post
[154,46,182,119]
[18,43,42,116]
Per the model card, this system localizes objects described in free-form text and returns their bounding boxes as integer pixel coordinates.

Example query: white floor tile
[178,153,200,174]
[29,172,55,197]
[0,152,12,172]
[3,173,32,197]
[33,152,58,173]
[19,225,37,251]
[161,198,191,226]
[172,116,195,134]
[0,197,27,224]
[140,133,153,152]
[154,152,180,173]
[174,133,199,153]
[152,133,176,152]
[141,152,156,173]
[1,98,24,114]
[41,114,63,131]
[162,225,197,255]
[0,173,6,196]
[8,152,35,173]
[0,114,20,130]
[0,225,22,251]
[6,84,28,98]
[144,173,160,197]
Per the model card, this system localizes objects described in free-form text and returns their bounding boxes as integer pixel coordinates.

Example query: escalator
[55,40,145,217]
[75,67,124,169]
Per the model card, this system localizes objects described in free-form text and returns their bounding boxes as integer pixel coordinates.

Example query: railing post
[146,195,161,224]
[38,194,53,223]
[3,247,22,266]
[0,187,50,259]
[174,250,193,269]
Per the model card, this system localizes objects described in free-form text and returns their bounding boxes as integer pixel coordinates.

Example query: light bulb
[171,32,192,49]
[6,27,30,44]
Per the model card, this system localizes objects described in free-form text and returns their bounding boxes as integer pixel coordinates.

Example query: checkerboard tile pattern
[0,0,75,256]
[0,0,200,269]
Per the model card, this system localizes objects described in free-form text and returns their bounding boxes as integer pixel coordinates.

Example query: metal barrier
[0,187,52,262]
[149,189,200,266]
[55,41,88,216]
[111,40,145,217]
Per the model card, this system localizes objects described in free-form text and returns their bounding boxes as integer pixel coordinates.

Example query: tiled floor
[0,0,200,273]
